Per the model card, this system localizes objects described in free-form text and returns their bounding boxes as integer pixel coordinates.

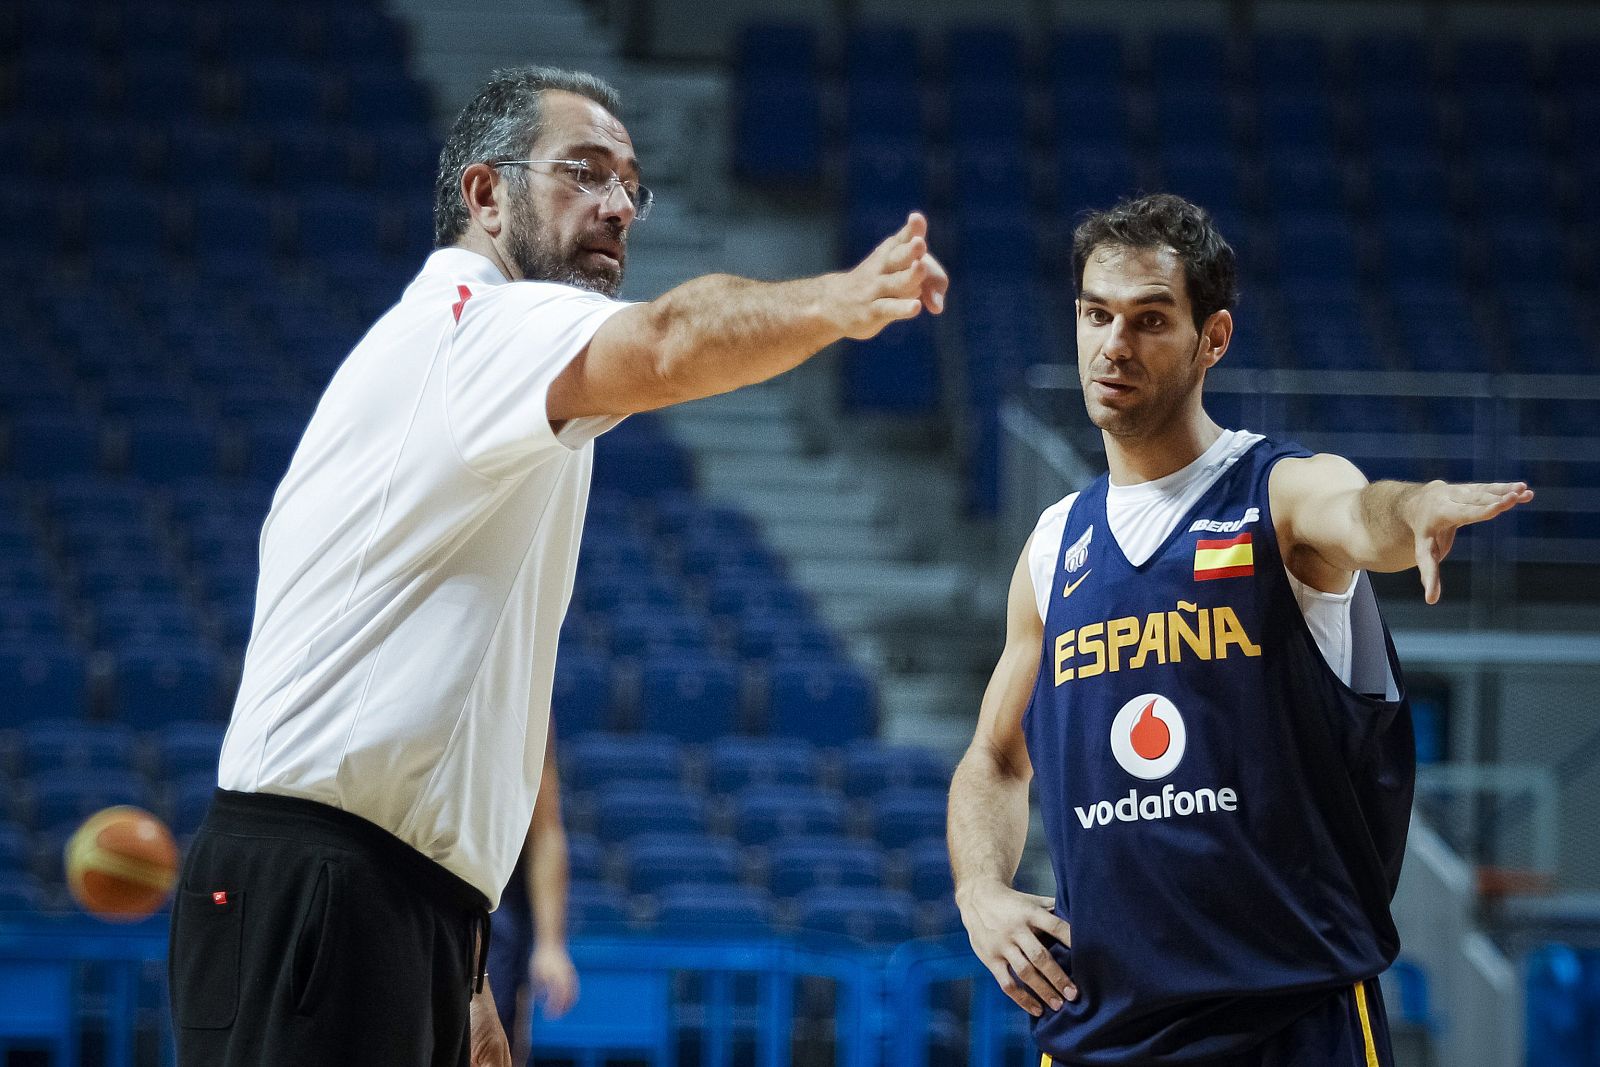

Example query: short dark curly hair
[432,66,622,248]
[1071,194,1238,333]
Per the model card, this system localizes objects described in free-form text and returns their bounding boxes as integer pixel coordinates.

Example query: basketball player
[947,194,1531,1066]
[168,67,946,1067]
[485,725,580,1056]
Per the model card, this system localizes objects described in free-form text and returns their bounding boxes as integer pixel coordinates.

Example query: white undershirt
[1027,430,1359,683]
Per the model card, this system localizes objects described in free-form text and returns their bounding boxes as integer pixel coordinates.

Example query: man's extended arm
[526,726,577,1018]
[547,213,947,421]
[949,538,1077,1016]
[1270,453,1533,603]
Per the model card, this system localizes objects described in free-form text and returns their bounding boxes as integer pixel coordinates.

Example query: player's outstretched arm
[468,982,513,1067]
[1270,454,1534,604]
[949,538,1077,1017]
[546,212,948,422]
[527,725,578,1018]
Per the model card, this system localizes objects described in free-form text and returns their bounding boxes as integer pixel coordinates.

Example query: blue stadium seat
[624,833,742,894]
[321,10,410,66]
[566,880,632,931]
[1358,90,1444,156]
[1160,149,1243,217]
[563,732,685,788]
[795,886,917,944]
[732,785,846,845]
[95,600,198,647]
[735,77,824,186]
[706,736,819,793]
[120,58,205,124]
[294,192,384,265]
[612,610,713,658]
[767,662,875,744]
[170,772,216,838]
[192,183,282,257]
[706,575,808,619]
[839,316,939,415]
[1252,32,1330,94]
[1472,154,1557,223]
[907,838,954,902]
[842,743,949,797]
[1275,213,1360,287]
[1057,145,1137,216]
[152,721,226,778]
[1052,29,1124,93]
[579,573,683,615]
[0,878,46,913]
[238,61,329,128]
[269,128,354,189]
[126,417,220,484]
[846,23,921,87]
[14,54,103,117]
[0,825,30,873]
[0,595,65,642]
[1150,29,1230,94]
[28,770,149,834]
[593,784,707,843]
[871,788,948,849]
[99,378,192,419]
[846,140,927,215]
[945,25,1024,92]
[0,643,89,722]
[1154,93,1236,154]
[197,5,308,64]
[6,412,101,478]
[1265,149,1344,214]
[1380,219,1462,289]
[655,883,774,931]
[552,650,616,733]
[563,833,603,883]
[368,129,440,192]
[243,415,306,481]
[735,23,820,81]
[767,836,884,897]
[638,653,741,740]
[845,79,924,145]
[341,67,429,127]
[17,721,138,777]
[1258,92,1337,152]
[1524,944,1588,1067]
[84,186,172,256]
[593,430,695,496]
[110,645,221,727]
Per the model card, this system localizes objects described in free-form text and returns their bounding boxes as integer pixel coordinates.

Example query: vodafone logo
[1110,694,1186,780]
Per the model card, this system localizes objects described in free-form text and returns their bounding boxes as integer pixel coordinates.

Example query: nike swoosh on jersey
[1062,570,1092,599]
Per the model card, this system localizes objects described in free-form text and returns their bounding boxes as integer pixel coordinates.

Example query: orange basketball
[65,806,180,921]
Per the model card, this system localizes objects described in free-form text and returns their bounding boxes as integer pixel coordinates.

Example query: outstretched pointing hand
[837,212,950,341]
[1410,480,1535,604]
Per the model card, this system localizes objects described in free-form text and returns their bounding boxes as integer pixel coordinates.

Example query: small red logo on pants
[212,891,228,905]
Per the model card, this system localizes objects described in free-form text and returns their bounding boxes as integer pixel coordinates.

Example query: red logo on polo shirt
[452,285,473,323]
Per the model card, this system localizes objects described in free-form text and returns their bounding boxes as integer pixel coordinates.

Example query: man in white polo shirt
[168,66,948,1067]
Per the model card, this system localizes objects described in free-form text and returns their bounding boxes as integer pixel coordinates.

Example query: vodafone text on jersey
[1073,692,1240,829]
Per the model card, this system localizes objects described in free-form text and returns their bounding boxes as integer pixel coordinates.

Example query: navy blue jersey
[1023,436,1414,1065]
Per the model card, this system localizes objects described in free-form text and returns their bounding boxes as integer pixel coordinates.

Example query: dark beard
[504,201,625,298]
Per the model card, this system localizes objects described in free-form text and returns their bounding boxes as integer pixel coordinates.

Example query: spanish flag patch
[1194,532,1254,581]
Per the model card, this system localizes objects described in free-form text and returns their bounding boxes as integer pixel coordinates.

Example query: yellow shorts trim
[1353,981,1380,1067]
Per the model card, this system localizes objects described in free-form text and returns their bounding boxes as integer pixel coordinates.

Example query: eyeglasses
[492,159,653,221]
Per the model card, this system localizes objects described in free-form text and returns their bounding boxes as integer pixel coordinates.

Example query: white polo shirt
[217,247,628,905]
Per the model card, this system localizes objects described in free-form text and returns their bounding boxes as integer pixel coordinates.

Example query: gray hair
[432,66,622,248]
